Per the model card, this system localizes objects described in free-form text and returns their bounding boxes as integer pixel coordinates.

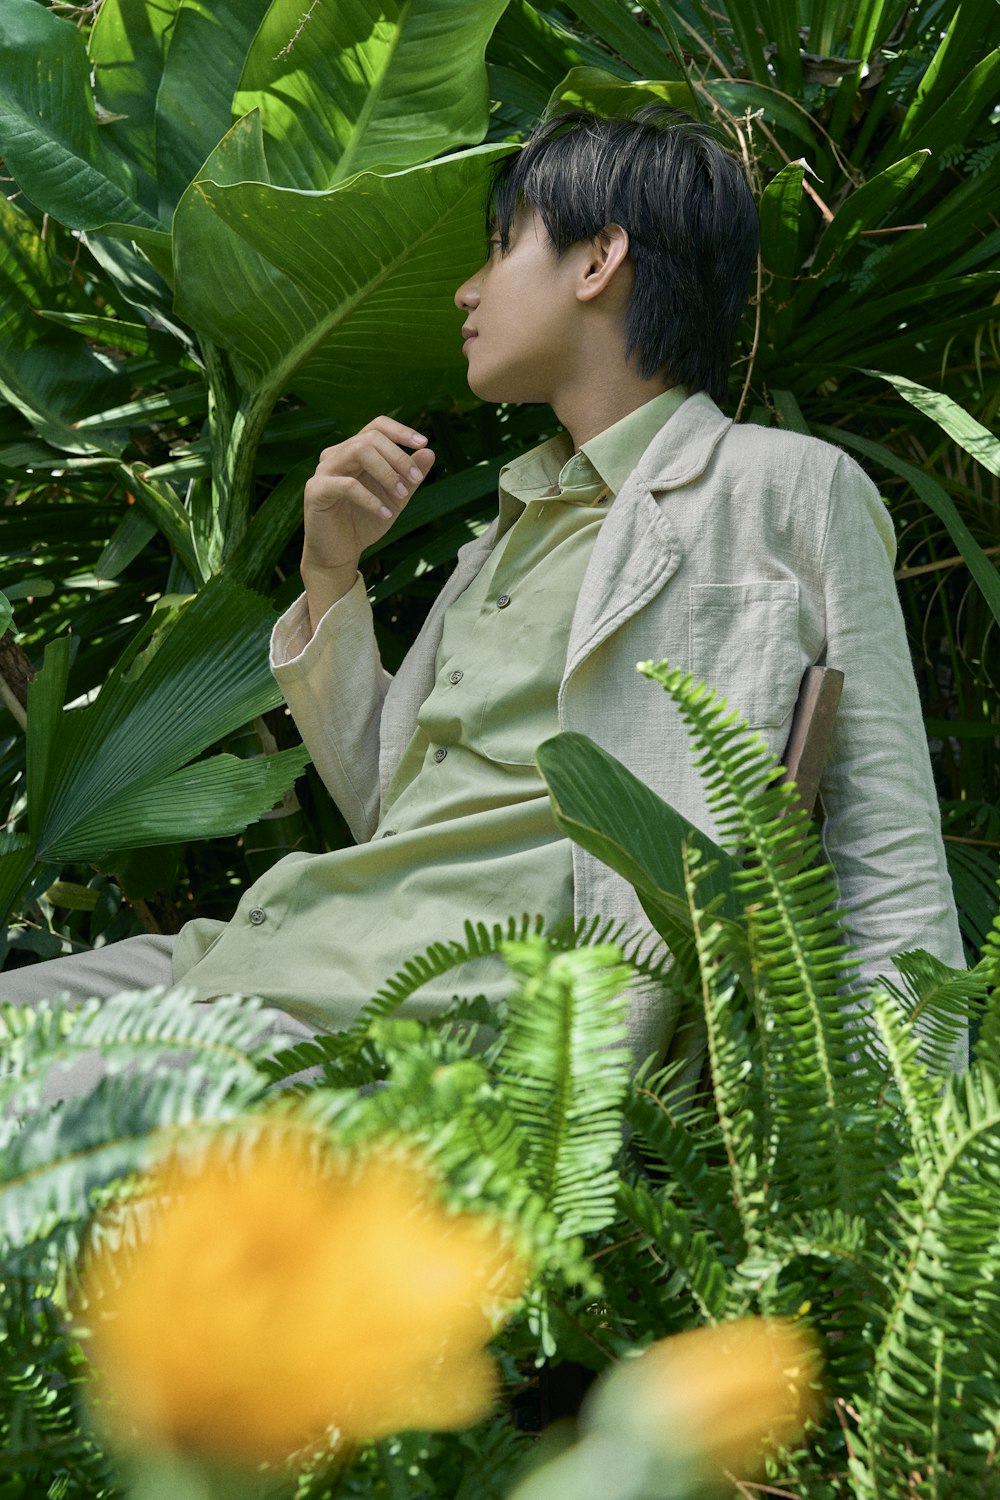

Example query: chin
[466,365,543,406]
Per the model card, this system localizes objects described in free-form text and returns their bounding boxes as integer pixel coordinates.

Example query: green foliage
[0,0,996,967]
[0,8,997,1484]
[0,575,310,925]
[533,668,998,1498]
[0,0,544,952]
[1,669,998,1496]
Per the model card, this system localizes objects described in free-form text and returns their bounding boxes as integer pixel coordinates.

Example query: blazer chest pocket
[688,581,801,729]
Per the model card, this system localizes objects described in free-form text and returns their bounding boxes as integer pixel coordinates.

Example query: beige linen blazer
[273,392,963,1062]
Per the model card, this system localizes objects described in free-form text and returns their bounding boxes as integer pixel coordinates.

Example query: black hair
[488,106,759,405]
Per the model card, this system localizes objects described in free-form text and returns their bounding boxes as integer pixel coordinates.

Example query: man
[1,108,963,1080]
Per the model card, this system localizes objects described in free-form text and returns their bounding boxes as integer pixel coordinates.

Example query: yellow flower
[80,1124,525,1465]
[592,1317,822,1479]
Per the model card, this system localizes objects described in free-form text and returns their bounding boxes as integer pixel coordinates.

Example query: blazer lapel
[564,393,732,681]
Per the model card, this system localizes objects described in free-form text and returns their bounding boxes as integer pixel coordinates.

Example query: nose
[454,273,480,312]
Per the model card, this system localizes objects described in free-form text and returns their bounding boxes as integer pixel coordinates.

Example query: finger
[352,436,416,500]
[366,415,430,450]
[409,445,435,481]
[365,431,436,492]
[322,431,423,500]
[310,472,398,522]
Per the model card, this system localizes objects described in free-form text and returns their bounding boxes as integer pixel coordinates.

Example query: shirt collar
[497,385,689,530]
[578,384,689,494]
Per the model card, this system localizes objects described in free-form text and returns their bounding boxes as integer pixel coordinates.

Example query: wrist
[301,561,359,635]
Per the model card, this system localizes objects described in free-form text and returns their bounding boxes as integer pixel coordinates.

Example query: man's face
[453,209,585,406]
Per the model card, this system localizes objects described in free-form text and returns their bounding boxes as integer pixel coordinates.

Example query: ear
[576,224,631,303]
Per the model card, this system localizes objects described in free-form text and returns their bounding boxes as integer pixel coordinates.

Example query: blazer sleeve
[816,454,964,986]
[269,576,389,844]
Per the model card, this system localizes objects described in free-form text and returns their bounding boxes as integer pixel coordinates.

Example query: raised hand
[300,416,435,632]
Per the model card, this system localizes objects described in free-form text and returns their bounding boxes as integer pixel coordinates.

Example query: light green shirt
[172,388,686,1029]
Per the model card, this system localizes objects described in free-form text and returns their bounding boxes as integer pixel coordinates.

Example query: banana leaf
[233,0,511,190]
[0,0,162,232]
[174,119,515,422]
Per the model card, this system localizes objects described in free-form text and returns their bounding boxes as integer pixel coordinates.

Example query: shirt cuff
[269,574,368,676]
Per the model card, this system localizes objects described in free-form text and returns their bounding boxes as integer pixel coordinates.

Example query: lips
[461,325,478,348]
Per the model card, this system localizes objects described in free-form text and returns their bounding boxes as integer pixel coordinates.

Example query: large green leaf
[782,272,1000,368]
[809,151,930,279]
[897,22,1000,152]
[49,747,309,861]
[546,66,695,118]
[25,576,308,866]
[233,0,511,190]
[88,0,181,202]
[552,0,675,77]
[759,161,808,284]
[487,0,586,122]
[175,127,515,423]
[535,731,744,967]
[0,833,36,929]
[870,46,1000,173]
[0,0,161,231]
[703,80,817,149]
[153,0,273,217]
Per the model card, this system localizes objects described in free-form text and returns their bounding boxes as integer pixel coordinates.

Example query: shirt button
[249,908,266,926]
[448,669,463,684]
[433,747,448,763]
[496,593,511,609]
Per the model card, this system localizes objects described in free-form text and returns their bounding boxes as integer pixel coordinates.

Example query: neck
[551,366,672,451]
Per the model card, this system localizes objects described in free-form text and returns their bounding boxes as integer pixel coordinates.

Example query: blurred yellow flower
[593,1317,822,1479]
[80,1124,525,1465]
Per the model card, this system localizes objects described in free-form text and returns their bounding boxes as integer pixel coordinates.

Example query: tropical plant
[2,664,998,1498]
[0,0,540,955]
[1,0,996,970]
[536,666,998,1498]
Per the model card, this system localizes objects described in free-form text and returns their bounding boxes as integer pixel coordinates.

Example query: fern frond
[0,1069,269,1256]
[862,1014,1000,1499]
[0,988,273,1116]
[262,916,550,1087]
[494,938,632,1242]
[347,915,549,1041]
[0,1248,115,1490]
[682,841,766,1252]
[258,1029,390,1090]
[782,1208,876,1291]
[623,1084,743,1255]
[264,918,678,1089]
[554,914,670,980]
[640,662,872,1219]
[616,1179,735,1322]
[885,949,983,1075]
[355,914,675,1049]
[871,988,946,1200]
[451,1415,535,1500]
[975,890,1000,1074]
